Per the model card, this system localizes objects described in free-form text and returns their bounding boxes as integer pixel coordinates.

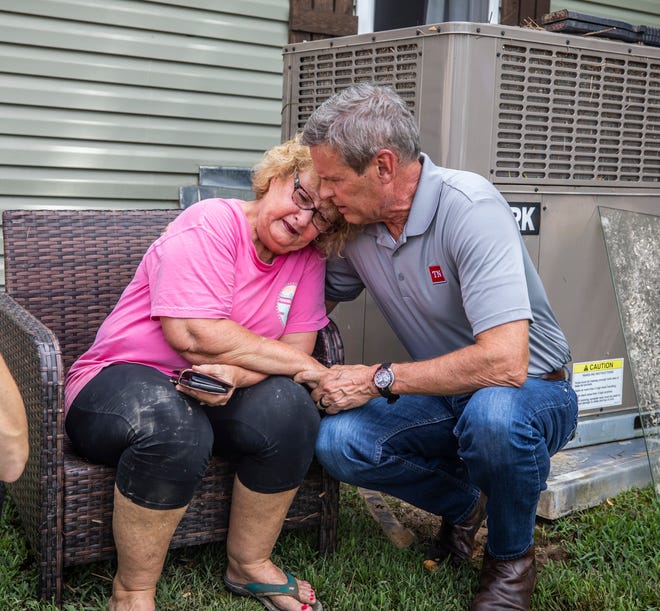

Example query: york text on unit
[509,203,541,235]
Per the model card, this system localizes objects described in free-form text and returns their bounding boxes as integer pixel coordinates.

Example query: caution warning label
[572,359,624,410]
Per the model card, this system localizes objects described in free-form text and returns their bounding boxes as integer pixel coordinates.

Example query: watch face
[374,368,393,389]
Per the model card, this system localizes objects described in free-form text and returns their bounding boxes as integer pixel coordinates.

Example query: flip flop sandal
[223,571,323,611]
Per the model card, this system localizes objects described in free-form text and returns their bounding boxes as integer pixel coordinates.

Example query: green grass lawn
[1,484,658,610]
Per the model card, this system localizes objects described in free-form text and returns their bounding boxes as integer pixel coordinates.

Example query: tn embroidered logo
[428,265,447,285]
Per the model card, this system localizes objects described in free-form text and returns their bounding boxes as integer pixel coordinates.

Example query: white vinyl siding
[550,0,660,26]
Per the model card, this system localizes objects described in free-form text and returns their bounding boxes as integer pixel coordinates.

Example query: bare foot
[225,560,318,610]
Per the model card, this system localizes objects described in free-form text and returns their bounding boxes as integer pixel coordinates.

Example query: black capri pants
[65,364,321,510]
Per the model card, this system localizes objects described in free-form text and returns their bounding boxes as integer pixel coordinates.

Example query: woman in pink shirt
[65,137,348,611]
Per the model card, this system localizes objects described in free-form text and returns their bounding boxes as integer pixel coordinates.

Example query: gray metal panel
[516,192,659,418]
[282,28,423,138]
[599,206,660,495]
[493,37,660,185]
[180,167,254,207]
[330,295,412,366]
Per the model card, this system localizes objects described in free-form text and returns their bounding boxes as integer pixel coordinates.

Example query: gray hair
[300,83,421,175]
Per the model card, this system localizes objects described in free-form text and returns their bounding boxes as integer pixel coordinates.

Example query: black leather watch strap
[373,363,400,404]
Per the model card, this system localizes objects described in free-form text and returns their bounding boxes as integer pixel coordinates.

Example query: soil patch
[384,495,570,566]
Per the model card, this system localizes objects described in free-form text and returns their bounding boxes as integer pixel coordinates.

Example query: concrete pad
[538,437,654,519]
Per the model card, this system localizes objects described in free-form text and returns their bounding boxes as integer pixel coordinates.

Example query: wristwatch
[373,363,400,404]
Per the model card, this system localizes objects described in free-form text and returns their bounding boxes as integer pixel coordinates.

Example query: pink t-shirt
[64,199,328,411]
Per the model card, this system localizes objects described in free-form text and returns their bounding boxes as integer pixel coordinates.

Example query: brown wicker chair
[0,209,342,605]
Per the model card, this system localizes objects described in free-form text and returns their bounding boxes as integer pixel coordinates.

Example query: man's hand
[295,364,378,414]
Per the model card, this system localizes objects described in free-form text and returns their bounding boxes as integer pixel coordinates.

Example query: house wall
[0,0,289,215]
[550,0,660,26]
[0,0,291,283]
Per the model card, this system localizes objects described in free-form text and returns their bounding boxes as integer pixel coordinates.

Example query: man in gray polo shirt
[297,84,578,611]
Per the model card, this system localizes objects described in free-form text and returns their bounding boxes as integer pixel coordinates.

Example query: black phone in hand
[170,369,233,394]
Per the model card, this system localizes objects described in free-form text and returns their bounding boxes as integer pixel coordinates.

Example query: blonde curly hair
[251,135,360,258]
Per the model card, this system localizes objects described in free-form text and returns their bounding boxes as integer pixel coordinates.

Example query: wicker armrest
[0,292,63,556]
[312,319,344,368]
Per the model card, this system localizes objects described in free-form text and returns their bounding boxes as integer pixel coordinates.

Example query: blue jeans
[316,377,578,559]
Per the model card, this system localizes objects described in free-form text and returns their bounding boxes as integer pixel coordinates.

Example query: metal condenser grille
[292,42,421,131]
[495,43,660,184]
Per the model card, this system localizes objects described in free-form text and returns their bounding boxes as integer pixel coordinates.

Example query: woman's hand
[173,364,238,407]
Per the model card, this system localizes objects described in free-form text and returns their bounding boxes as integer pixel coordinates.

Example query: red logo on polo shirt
[428,265,447,284]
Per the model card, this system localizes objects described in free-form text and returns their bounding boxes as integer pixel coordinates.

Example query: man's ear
[373,149,397,183]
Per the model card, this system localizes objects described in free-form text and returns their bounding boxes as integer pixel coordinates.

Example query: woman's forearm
[161,317,324,377]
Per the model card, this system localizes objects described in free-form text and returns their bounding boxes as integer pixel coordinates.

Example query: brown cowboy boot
[470,545,537,611]
[423,493,487,570]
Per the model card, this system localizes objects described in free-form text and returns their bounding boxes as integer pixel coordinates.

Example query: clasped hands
[295,364,376,415]
[174,362,377,414]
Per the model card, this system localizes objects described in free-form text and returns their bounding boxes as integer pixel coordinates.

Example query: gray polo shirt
[326,154,571,375]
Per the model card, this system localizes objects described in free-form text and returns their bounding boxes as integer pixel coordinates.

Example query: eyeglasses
[292,170,338,234]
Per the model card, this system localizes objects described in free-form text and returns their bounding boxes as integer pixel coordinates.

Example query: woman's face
[255,167,335,256]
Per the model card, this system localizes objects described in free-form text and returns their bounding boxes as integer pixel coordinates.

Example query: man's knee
[316,414,373,483]
[316,413,348,458]
[456,388,525,466]
[460,387,523,432]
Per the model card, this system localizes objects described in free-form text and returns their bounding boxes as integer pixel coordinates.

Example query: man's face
[309,144,384,225]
